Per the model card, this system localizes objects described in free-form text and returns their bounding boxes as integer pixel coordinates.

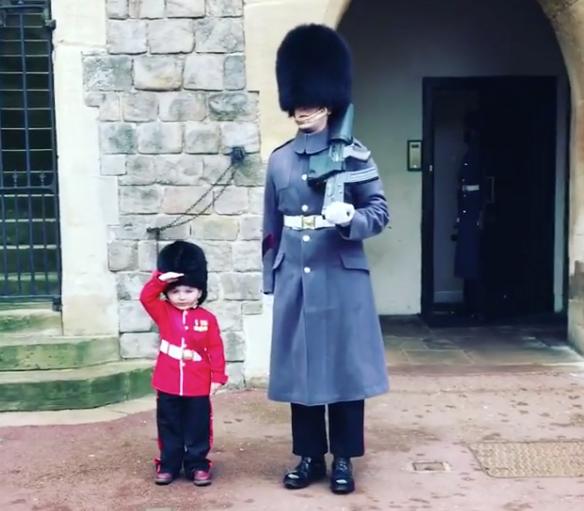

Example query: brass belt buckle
[302,216,315,229]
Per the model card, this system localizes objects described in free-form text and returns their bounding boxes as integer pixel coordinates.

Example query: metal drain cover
[469,441,584,478]
[412,461,450,472]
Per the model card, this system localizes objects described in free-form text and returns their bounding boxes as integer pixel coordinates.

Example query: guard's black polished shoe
[330,457,355,494]
[283,456,327,489]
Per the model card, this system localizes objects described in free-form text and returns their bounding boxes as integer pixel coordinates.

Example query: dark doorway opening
[421,77,565,325]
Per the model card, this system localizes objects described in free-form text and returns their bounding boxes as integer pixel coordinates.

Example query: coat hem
[267,383,389,406]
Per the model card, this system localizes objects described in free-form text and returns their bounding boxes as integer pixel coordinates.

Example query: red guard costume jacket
[140,271,228,397]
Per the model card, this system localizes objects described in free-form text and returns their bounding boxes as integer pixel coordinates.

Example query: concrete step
[0,335,120,371]
[0,360,153,411]
[0,307,62,335]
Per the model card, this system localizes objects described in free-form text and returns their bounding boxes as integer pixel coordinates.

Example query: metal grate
[0,0,60,305]
[470,441,584,478]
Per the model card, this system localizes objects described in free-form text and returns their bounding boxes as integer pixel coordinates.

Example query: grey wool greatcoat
[262,127,390,406]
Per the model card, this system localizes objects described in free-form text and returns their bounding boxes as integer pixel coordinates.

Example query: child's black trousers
[157,391,212,477]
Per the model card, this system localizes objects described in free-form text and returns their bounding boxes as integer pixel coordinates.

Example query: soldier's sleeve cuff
[211,373,228,385]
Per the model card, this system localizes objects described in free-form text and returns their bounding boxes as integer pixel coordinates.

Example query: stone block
[233,154,264,186]
[113,214,190,241]
[107,0,129,19]
[121,155,158,185]
[197,242,232,271]
[248,187,264,215]
[120,332,160,359]
[191,216,239,240]
[138,240,158,271]
[156,155,205,185]
[233,241,261,271]
[130,0,164,18]
[120,185,163,214]
[206,272,220,302]
[239,215,262,240]
[148,19,195,54]
[184,122,221,153]
[242,300,263,315]
[166,0,205,17]
[184,54,224,90]
[99,93,121,121]
[161,186,213,214]
[208,92,257,121]
[108,241,138,271]
[151,216,190,240]
[207,0,243,17]
[122,92,158,122]
[117,271,150,300]
[100,123,137,154]
[202,154,232,185]
[221,273,261,300]
[137,122,183,154]
[84,55,132,91]
[119,300,152,332]
[223,331,245,361]
[107,20,147,54]
[195,18,244,53]
[159,92,206,121]
[101,154,127,176]
[213,186,249,215]
[224,54,246,90]
[134,56,182,91]
[206,301,242,332]
[226,361,245,387]
[220,122,260,153]
[84,91,105,108]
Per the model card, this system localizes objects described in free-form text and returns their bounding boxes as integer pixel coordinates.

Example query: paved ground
[1,321,584,511]
[382,317,579,368]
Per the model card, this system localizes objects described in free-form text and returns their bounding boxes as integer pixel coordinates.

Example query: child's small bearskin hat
[157,241,208,304]
[276,24,352,115]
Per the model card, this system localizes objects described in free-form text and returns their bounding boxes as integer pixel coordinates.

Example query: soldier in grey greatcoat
[262,24,389,495]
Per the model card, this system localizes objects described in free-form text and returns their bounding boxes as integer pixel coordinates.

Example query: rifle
[307,104,379,212]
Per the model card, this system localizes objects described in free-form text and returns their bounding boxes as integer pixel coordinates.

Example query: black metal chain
[147,147,246,240]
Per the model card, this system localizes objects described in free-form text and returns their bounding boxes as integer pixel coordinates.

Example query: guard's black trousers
[157,392,212,477]
[291,400,365,458]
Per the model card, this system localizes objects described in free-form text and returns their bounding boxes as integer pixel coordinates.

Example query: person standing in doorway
[262,24,389,495]
[454,111,485,317]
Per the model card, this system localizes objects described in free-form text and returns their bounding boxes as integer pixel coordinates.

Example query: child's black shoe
[154,472,174,485]
[193,469,213,486]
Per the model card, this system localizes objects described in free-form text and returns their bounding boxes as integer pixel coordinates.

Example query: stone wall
[82,0,263,384]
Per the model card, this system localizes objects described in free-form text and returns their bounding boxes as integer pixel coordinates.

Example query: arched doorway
[243,0,584,356]
[338,0,569,327]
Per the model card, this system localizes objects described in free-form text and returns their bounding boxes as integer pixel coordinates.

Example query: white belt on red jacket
[160,339,202,361]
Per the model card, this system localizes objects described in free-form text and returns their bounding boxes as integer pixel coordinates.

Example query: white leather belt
[284,215,334,230]
[462,184,480,192]
[160,339,202,361]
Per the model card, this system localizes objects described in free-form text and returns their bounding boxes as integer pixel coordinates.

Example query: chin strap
[294,107,330,131]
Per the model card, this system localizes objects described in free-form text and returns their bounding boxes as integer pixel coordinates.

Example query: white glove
[323,201,355,227]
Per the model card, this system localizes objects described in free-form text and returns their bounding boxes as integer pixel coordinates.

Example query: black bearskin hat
[276,24,352,115]
[157,241,208,304]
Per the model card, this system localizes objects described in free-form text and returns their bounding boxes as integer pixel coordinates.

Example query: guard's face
[294,106,321,117]
[293,106,329,132]
[166,285,202,310]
